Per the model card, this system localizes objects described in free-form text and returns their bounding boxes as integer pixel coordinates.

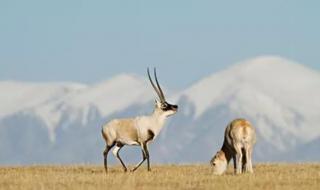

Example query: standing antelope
[210,118,256,175]
[101,68,178,173]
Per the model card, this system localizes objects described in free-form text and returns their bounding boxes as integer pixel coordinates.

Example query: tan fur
[231,119,252,138]
[109,119,139,144]
[210,118,256,175]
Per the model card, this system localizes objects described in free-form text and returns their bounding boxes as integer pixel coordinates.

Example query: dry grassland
[0,164,319,190]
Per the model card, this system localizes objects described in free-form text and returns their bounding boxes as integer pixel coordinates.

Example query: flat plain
[0,164,319,190]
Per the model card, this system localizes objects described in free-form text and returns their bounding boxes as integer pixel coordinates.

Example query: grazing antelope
[210,118,256,175]
[101,68,178,173]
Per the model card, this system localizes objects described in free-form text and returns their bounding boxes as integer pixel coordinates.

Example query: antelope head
[147,68,178,117]
[210,151,228,175]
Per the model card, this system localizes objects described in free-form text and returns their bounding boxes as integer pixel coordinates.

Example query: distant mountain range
[1,56,319,165]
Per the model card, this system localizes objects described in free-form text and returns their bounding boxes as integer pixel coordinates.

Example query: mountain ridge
[1,55,319,164]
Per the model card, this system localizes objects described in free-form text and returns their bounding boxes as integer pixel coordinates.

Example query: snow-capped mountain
[1,56,319,165]
[0,74,154,141]
[176,56,320,150]
[161,56,320,163]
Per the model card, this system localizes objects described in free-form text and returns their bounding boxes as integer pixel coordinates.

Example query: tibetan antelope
[210,118,256,175]
[101,68,178,173]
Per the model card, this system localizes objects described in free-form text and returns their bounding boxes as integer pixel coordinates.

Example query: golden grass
[0,164,319,190]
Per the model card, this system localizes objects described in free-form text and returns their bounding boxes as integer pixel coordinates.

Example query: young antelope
[210,118,256,175]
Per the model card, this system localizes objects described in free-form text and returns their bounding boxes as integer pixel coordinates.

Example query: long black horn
[147,68,163,101]
[153,68,166,102]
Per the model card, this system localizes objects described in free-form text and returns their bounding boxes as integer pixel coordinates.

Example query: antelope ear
[217,151,225,159]
[155,99,161,107]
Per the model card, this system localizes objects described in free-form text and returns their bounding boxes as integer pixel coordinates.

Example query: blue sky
[1,0,319,89]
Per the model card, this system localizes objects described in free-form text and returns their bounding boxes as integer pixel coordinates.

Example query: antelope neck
[148,110,167,136]
[221,144,233,163]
